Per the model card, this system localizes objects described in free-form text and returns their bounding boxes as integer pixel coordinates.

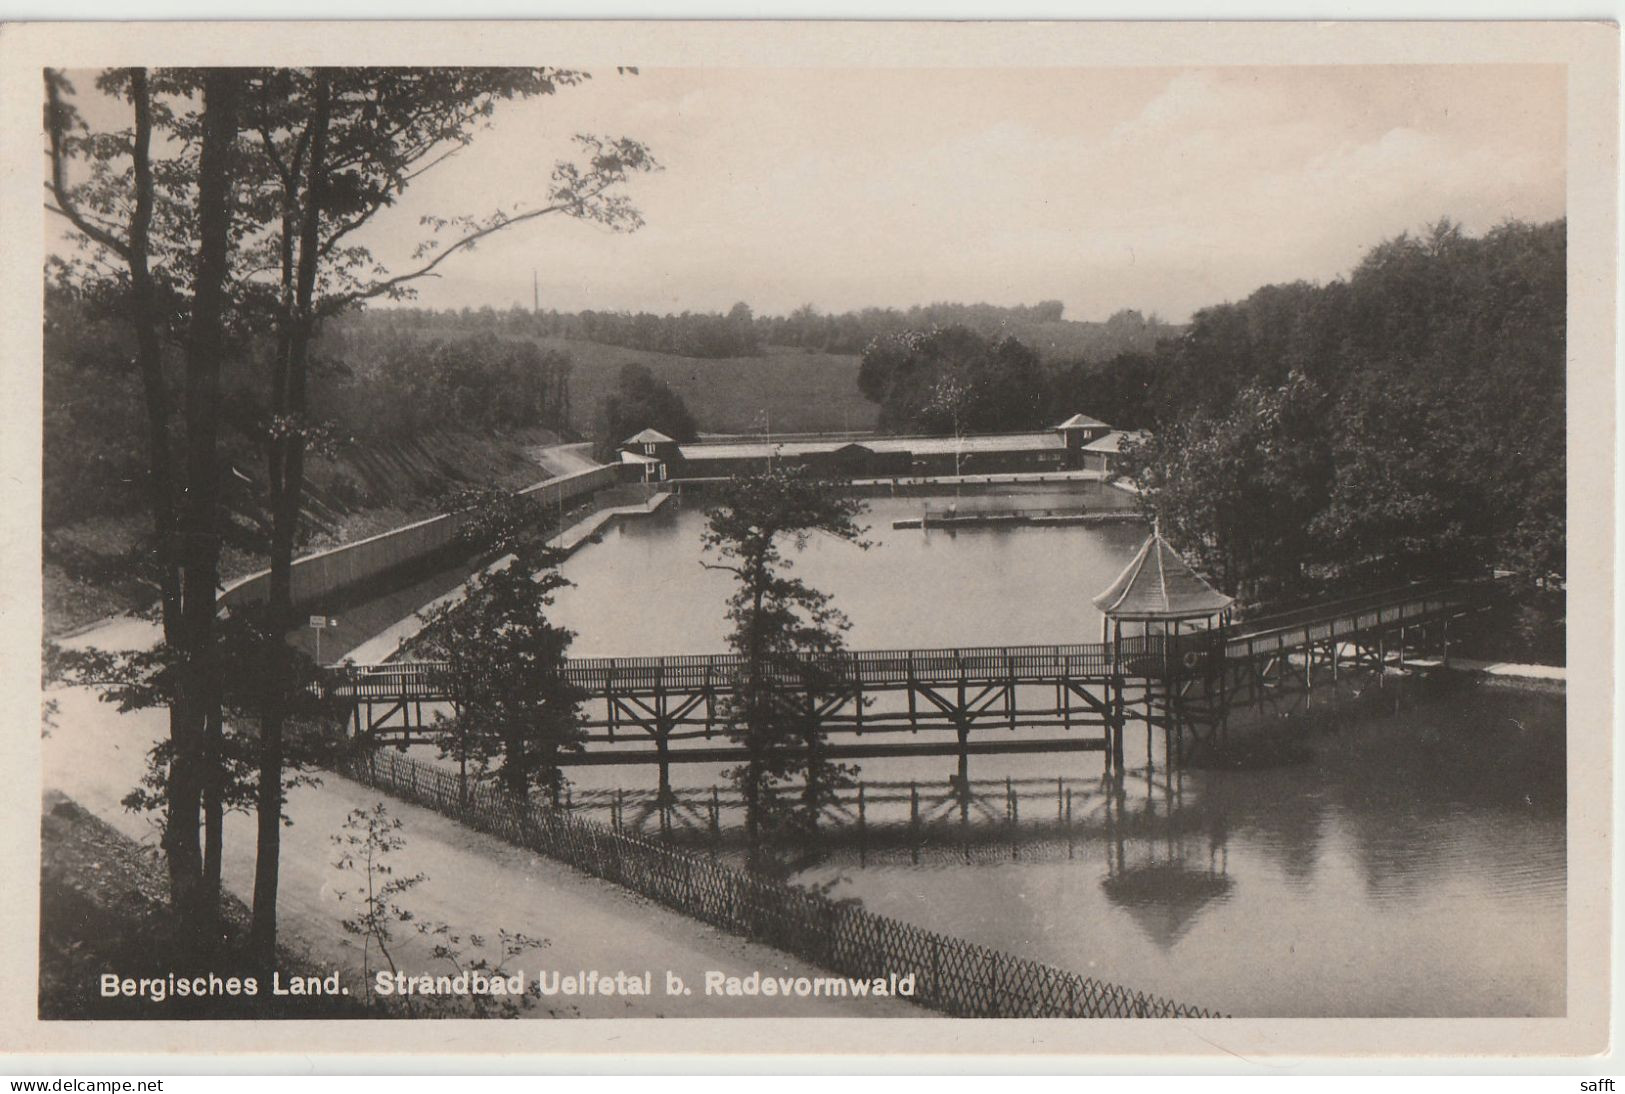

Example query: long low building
[620,414,1119,481]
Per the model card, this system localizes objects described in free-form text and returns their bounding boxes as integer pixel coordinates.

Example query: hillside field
[528,338,877,436]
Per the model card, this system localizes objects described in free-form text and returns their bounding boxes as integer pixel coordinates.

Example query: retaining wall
[221,464,620,612]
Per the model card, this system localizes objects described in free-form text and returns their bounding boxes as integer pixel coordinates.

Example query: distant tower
[532,269,539,315]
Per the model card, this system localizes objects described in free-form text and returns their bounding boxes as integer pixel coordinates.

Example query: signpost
[309,615,338,664]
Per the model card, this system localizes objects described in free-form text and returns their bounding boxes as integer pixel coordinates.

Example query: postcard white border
[0,17,1614,1066]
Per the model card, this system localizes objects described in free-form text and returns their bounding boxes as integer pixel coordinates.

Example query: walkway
[342,490,671,666]
[46,619,913,1018]
[527,440,600,477]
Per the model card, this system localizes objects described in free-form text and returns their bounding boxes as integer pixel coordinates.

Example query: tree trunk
[169,67,242,958]
[125,69,183,644]
[203,702,224,923]
[253,72,331,971]
[126,69,207,934]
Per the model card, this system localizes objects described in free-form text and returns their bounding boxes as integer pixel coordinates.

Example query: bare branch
[44,69,130,261]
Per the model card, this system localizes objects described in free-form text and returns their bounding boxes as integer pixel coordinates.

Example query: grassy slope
[39,792,365,1019]
[45,331,876,634]
[44,426,562,638]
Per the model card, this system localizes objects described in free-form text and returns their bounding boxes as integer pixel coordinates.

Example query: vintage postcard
[0,18,1615,1064]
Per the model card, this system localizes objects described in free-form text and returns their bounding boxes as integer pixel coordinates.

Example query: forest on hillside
[850,219,1565,653]
[44,288,574,534]
[1124,220,1560,609]
[335,298,1178,362]
[46,215,1566,620]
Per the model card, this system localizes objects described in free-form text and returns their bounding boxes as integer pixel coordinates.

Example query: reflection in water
[535,490,1564,1017]
[553,685,1563,1017]
[1100,776,1234,951]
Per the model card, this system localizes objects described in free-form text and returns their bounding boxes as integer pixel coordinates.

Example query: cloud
[339,65,1565,321]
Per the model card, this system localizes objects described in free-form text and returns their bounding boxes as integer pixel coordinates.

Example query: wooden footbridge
[329,574,1501,782]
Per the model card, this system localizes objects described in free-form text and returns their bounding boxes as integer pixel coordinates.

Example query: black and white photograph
[2,17,1616,1063]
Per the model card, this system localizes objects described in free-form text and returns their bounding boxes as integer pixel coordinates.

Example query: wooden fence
[335,747,1224,1019]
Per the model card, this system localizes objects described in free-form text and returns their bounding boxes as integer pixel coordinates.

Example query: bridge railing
[327,581,1500,702]
[330,637,1173,699]
[1229,580,1478,640]
[337,745,1223,1019]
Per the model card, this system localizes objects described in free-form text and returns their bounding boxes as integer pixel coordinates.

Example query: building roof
[676,431,1064,462]
[1082,429,1152,454]
[623,427,676,445]
[618,450,662,465]
[1056,412,1111,431]
[1091,530,1234,620]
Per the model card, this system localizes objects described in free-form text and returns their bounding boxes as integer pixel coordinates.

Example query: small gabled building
[619,427,682,482]
[1056,412,1113,449]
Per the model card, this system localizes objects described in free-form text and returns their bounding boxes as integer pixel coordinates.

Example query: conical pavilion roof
[1092,530,1234,621]
[623,427,676,445]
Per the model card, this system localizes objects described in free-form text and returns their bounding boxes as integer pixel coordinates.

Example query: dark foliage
[311,328,574,441]
[415,491,586,801]
[701,469,869,871]
[858,325,1052,435]
[1119,218,1565,605]
[592,362,700,460]
[335,299,1176,362]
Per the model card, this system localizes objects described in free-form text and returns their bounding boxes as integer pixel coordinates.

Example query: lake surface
[549,484,1148,656]
[540,487,1567,1018]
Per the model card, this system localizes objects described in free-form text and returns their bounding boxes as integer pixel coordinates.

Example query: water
[539,488,1566,1017]
[550,485,1147,655]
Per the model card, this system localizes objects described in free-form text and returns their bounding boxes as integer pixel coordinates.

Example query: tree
[46,65,657,968]
[414,490,586,803]
[1125,371,1331,605]
[700,469,868,869]
[234,67,654,966]
[1124,217,1565,608]
[922,373,972,477]
[1050,351,1161,431]
[857,325,1051,435]
[593,362,699,461]
[45,67,248,948]
[330,802,547,1016]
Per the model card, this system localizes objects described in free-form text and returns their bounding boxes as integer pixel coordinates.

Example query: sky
[60,64,1566,324]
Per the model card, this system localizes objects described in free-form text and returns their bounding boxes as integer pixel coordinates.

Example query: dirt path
[528,441,601,477]
[47,622,918,1018]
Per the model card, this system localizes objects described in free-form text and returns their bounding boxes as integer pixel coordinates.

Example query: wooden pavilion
[1093,526,1234,645]
[1093,528,1235,769]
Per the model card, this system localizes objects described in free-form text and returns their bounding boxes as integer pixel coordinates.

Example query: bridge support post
[654,685,675,813]
[655,728,672,810]
[857,784,867,865]
[1111,677,1126,778]
[909,782,921,865]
